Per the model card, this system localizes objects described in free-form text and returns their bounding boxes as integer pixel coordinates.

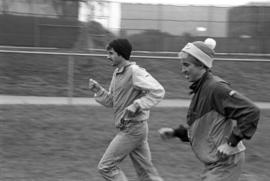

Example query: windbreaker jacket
[178,72,260,165]
[94,62,165,128]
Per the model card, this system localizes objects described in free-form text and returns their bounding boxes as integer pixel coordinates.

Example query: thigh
[123,121,148,141]
[130,140,152,167]
[99,121,148,166]
[128,123,153,168]
[99,132,137,166]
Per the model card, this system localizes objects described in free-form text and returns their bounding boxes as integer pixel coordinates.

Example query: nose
[107,55,112,62]
[181,66,187,73]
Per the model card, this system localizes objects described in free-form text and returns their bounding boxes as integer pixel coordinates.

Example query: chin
[111,62,116,66]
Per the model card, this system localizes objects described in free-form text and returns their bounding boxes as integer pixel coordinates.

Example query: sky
[108,0,270,6]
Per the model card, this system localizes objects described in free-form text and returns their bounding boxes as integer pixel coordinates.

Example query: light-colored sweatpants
[97,121,163,181]
[201,151,245,181]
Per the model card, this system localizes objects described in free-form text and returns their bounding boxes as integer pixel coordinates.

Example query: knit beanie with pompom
[179,38,216,68]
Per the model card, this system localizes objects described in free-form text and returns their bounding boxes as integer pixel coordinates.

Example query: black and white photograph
[0,0,269,180]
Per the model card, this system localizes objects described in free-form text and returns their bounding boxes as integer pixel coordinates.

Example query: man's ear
[197,64,205,70]
[202,65,209,70]
[116,52,121,58]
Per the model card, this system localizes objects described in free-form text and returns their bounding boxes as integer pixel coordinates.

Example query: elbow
[160,88,165,99]
[155,89,165,103]
[251,104,260,124]
[151,87,165,100]
[242,105,260,140]
[159,86,166,99]
[254,105,260,116]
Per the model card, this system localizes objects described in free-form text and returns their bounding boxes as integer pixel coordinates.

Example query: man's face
[180,54,204,82]
[107,48,122,67]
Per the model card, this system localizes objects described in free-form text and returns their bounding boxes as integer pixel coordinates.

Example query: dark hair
[106,39,132,60]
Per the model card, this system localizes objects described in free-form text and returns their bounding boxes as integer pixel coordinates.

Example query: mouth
[107,59,114,65]
[184,74,189,79]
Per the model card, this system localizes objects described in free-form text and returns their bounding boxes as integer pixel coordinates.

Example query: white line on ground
[1,95,270,109]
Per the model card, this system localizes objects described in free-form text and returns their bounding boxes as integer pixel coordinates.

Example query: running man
[159,38,260,181]
[89,38,165,181]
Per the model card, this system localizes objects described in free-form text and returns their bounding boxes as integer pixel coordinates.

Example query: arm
[158,125,189,142]
[212,82,260,147]
[127,66,165,112]
[93,77,114,108]
[94,88,113,108]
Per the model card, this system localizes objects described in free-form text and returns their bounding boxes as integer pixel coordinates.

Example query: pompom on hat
[179,38,216,68]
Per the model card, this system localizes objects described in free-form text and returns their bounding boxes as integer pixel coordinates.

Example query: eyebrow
[182,62,190,65]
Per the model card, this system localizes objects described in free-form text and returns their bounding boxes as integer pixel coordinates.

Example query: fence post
[157,4,164,50]
[34,16,40,47]
[67,55,74,104]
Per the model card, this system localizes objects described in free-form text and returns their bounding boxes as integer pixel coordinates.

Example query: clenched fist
[89,78,102,93]
[158,127,175,140]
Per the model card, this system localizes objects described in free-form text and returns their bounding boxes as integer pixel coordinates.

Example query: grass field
[1,105,269,181]
[0,52,270,101]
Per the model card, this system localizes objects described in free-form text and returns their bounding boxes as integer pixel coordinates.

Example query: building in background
[121,4,230,37]
[79,0,120,35]
[227,3,270,52]
[0,0,80,48]
[0,0,78,19]
[81,2,231,37]
[1,0,270,52]
[228,4,270,38]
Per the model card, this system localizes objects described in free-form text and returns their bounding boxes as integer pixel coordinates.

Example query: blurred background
[1,0,270,52]
[0,0,270,101]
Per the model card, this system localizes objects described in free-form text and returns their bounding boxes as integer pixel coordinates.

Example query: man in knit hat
[159,38,260,181]
[89,38,165,181]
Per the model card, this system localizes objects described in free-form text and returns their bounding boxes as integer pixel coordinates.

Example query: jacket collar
[189,71,211,94]
[116,61,135,74]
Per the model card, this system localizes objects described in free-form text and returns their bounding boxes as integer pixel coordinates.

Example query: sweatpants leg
[201,151,245,181]
[129,139,164,181]
[98,121,154,181]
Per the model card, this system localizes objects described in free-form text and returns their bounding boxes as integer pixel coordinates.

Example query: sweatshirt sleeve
[212,82,260,146]
[129,66,165,111]
[94,76,114,108]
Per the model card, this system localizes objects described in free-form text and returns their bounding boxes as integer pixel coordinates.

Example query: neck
[195,69,207,82]
[117,59,129,68]
[189,69,209,94]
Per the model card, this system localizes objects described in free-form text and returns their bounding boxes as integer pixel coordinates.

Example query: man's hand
[158,127,175,140]
[123,104,138,118]
[217,143,239,159]
[89,79,102,93]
